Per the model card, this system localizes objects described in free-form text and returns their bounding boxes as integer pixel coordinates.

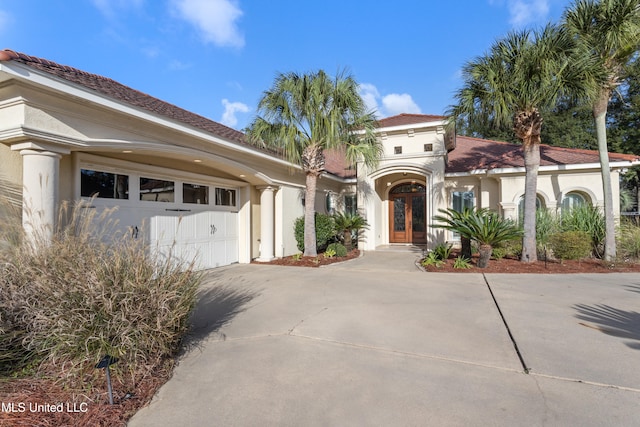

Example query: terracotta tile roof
[447,135,640,173]
[0,49,248,146]
[376,113,446,129]
[324,147,355,178]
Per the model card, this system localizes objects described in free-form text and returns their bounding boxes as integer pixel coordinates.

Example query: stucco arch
[556,186,598,206]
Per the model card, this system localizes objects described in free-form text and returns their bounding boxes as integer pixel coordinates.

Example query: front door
[389,183,426,244]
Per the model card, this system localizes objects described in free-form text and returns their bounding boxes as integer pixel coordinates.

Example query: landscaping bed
[253,249,360,267]
[420,252,640,273]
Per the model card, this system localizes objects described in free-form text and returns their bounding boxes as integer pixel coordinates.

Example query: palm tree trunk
[521,142,540,263]
[343,230,352,251]
[461,236,472,259]
[304,172,319,257]
[477,244,492,268]
[593,89,616,261]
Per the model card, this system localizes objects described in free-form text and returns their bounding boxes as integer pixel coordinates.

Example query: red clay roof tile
[447,135,639,173]
[0,49,248,146]
[376,113,446,129]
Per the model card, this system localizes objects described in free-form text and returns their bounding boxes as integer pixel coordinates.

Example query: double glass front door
[389,183,426,244]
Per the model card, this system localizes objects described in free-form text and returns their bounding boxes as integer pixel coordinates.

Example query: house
[1,50,638,268]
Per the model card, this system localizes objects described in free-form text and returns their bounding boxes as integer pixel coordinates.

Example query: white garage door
[150,211,239,270]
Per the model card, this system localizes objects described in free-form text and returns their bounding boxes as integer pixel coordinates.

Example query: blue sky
[0,0,573,130]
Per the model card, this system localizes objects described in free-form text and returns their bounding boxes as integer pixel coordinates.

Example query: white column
[257,186,276,261]
[20,149,62,245]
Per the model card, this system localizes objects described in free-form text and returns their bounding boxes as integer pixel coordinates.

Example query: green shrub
[294,213,336,252]
[618,220,640,260]
[421,252,444,268]
[453,256,472,269]
[326,242,348,257]
[536,208,559,249]
[549,231,592,260]
[559,204,605,257]
[491,246,508,260]
[432,242,453,260]
[0,200,201,382]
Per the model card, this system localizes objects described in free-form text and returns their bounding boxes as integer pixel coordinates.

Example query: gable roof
[447,135,640,173]
[0,49,248,147]
[376,113,446,129]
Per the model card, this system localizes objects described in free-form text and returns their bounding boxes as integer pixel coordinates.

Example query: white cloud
[0,10,10,33]
[505,0,550,27]
[360,83,422,118]
[358,83,381,115]
[382,94,422,116]
[221,99,250,128]
[169,60,192,70]
[171,0,244,48]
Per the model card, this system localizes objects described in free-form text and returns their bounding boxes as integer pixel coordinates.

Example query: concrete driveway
[129,251,640,426]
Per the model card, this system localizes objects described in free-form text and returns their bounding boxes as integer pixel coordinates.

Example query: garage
[80,161,240,269]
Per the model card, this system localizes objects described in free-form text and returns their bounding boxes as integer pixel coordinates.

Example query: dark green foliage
[549,231,592,260]
[332,212,368,250]
[295,213,336,252]
[326,242,348,257]
[432,242,453,260]
[434,208,522,268]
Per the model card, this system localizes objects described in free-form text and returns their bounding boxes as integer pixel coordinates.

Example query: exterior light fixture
[95,355,118,405]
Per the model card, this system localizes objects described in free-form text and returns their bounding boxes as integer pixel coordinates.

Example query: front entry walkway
[129,262,640,426]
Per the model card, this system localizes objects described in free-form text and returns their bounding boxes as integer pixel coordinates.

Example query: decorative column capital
[256,185,278,192]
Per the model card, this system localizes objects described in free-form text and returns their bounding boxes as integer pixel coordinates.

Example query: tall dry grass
[0,198,201,387]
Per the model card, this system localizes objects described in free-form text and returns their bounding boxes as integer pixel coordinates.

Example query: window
[452,191,474,213]
[394,146,402,154]
[451,191,474,239]
[325,192,335,214]
[390,183,426,194]
[424,143,433,152]
[140,177,175,202]
[81,169,129,199]
[183,183,209,204]
[562,192,586,212]
[344,194,357,216]
[215,188,236,206]
[518,194,545,223]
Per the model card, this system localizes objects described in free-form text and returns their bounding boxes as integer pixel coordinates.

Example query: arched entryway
[389,182,427,244]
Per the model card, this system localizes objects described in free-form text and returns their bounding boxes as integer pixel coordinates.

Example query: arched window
[562,192,586,212]
[518,194,545,223]
[390,182,426,194]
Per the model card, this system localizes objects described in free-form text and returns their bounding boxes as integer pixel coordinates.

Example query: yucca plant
[332,212,368,251]
[434,208,522,268]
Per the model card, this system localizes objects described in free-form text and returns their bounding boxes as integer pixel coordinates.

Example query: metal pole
[105,365,114,405]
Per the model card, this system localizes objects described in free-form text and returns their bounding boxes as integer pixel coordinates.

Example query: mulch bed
[0,362,173,427]
[420,253,640,273]
[252,249,361,267]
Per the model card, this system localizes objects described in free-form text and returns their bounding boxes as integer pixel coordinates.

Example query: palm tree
[564,0,640,261]
[333,212,368,251]
[433,208,522,268]
[449,24,599,263]
[247,70,381,257]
